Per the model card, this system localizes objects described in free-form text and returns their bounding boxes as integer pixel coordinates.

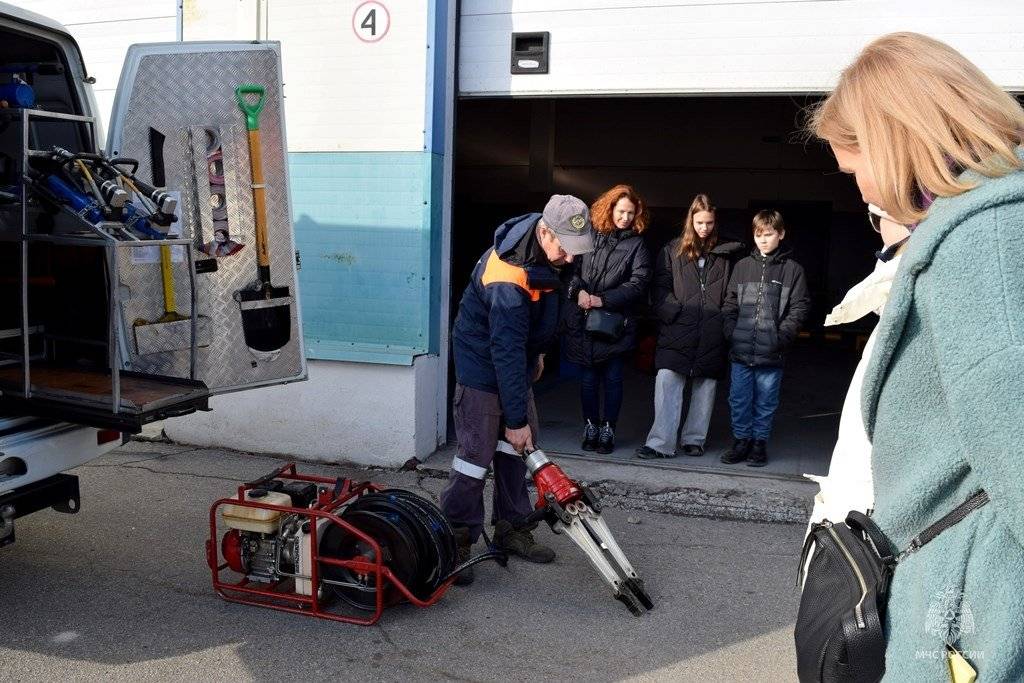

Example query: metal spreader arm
[496,441,654,616]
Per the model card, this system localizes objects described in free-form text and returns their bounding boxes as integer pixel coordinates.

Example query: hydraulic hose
[322,489,506,610]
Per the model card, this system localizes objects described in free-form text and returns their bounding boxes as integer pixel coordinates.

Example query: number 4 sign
[352,1,391,43]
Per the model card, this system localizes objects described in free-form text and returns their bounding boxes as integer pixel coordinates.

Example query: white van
[0,3,305,546]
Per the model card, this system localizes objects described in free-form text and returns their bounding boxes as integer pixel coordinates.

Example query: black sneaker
[596,422,615,454]
[581,420,599,451]
[681,444,705,457]
[452,527,475,586]
[636,445,675,459]
[747,439,768,467]
[720,438,752,464]
[493,520,555,563]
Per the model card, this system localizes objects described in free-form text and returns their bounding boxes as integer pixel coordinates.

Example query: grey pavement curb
[132,433,816,525]
[418,448,815,525]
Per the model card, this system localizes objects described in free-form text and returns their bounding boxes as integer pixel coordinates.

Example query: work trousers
[644,369,717,454]
[439,383,538,542]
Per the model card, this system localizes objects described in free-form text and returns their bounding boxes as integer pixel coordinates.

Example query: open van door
[0,32,304,432]
[106,42,306,397]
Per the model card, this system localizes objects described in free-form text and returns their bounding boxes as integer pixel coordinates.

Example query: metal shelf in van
[0,365,209,433]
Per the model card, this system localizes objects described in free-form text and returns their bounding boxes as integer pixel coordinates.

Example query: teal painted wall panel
[290,152,437,363]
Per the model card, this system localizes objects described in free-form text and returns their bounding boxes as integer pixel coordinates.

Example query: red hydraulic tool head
[528,456,581,508]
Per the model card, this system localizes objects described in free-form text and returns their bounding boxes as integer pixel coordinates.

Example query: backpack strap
[896,490,990,564]
[846,510,897,564]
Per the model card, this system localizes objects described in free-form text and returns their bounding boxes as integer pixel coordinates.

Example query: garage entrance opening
[452,96,876,478]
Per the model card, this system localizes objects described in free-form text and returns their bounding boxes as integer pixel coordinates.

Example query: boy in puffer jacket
[720,210,810,466]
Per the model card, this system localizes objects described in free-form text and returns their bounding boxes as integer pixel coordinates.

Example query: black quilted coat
[722,246,811,368]
[563,229,652,366]
[652,239,744,379]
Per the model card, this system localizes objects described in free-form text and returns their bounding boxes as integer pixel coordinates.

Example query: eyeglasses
[867,211,882,233]
[867,205,886,233]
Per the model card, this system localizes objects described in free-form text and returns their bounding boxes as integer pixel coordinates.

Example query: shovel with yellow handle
[233,84,292,353]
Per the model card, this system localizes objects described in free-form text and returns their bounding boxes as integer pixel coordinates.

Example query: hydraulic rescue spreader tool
[497,441,655,616]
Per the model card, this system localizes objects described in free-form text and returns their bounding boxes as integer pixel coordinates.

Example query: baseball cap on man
[542,194,595,255]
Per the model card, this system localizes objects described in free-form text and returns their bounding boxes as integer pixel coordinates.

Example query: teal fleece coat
[863,158,1024,680]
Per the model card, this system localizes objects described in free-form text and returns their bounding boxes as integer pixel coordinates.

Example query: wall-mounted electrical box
[510,32,550,74]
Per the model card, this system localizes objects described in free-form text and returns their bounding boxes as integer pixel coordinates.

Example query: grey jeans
[644,369,717,453]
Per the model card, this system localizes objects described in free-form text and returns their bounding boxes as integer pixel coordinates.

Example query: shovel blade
[237,285,292,353]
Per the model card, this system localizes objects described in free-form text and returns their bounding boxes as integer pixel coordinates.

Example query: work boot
[596,421,615,454]
[747,439,768,467]
[720,438,751,464]
[681,444,705,457]
[452,527,475,586]
[581,419,599,451]
[493,520,556,563]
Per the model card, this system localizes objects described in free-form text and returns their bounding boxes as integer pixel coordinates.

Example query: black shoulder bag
[794,489,990,683]
[583,235,626,341]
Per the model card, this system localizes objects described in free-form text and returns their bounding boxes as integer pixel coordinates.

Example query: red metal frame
[206,462,456,625]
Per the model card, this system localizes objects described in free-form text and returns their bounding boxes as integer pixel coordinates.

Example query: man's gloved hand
[504,425,534,454]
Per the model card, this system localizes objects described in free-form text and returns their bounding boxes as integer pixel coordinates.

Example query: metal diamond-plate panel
[114,47,303,393]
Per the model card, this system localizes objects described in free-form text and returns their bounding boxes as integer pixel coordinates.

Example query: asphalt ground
[0,441,806,682]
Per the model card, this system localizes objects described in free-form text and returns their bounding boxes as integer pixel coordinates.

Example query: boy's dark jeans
[728,362,783,440]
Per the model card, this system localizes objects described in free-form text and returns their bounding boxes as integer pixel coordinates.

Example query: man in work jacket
[441,195,595,585]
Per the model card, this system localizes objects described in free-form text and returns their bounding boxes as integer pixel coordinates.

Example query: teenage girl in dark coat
[637,194,742,459]
[564,185,652,454]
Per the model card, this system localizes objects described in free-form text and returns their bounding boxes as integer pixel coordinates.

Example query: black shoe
[747,439,768,467]
[720,438,752,464]
[596,422,615,454]
[581,419,599,451]
[635,445,675,460]
[681,444,705,457]
[493,520,556,563]
[452,527,475,586]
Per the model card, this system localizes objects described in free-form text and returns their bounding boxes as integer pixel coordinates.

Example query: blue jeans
[580,355,625,427]
[728,362,783,441]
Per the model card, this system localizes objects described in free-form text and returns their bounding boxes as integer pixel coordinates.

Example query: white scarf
[824,253,903,326]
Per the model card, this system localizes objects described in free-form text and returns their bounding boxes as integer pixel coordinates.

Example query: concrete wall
[184,0,428,153]
[164,357,437,466]
[459,0,1024,96]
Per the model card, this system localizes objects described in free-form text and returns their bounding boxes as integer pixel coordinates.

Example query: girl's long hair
[590,184,650,235]
[809,32,1024,225]
[676,194,717,262]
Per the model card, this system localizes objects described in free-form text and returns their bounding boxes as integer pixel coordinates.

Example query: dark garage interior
[451,96,879,478]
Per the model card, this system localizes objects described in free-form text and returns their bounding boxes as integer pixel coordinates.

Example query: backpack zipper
[824,521,869,629]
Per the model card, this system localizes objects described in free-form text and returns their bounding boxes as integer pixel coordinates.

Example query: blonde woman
[810,32,1024,680]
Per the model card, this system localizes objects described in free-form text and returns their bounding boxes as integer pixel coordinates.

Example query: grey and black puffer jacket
[722,246,810,368]
[652,239,745,379]
[563,228,652,366]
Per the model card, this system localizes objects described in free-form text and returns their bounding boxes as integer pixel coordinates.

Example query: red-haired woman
[636,194,743,459]
[564,184,652,454]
